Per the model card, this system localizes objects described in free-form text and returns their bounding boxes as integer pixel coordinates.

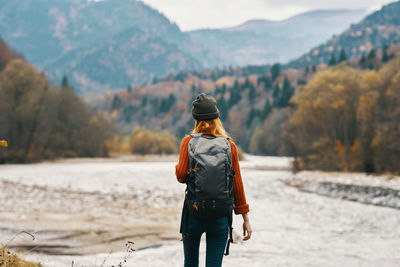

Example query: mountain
[45,26,200,94]
[0,37,22,70]
[186,9,367,67]
[288,1,400,68]
[0,0,369,93]
[93,2,400,150]
[0,0,197,92]
[0,0,185,66]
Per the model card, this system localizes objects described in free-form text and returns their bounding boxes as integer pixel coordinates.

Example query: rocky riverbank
[2,156,400,266]
[282,171,400,209]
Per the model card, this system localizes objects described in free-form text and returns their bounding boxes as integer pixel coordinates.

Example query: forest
[283,55,400,173]
[1,36,399,174]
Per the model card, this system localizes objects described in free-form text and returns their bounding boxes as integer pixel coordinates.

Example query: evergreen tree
[221,84,227,94]
[329,54,337,66]
[141,95,148,106]
[160,93,176,113]
[123,105,135,122]
[359,54,366,65]
[248,84,256,103]
[112,94,122,109]
[272,84,280,99]
[272,84,280,107]
[368,48,376,60]
[277,76,294,107]
[312,64,317,72]
[382,45,390,63]
[244,77,251,88]
[247,108,259,127]
[382,50,389,63]
[368,63,374,70]
[271,63,281,82]
[228,86,241,106]
[127,84,132,92]
[258,76,272,90]
[61,75,69,88]
[261,98,272,119]
[217,96,229,122]
[297,79,307,85]
[339,49,347,62]
[304,65,309,77]
[264,76,272,90]
[233,79,239,89]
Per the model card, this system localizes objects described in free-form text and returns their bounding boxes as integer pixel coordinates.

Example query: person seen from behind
[175,93,252,267]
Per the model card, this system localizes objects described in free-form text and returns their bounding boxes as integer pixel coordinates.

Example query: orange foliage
[335,139,345,157]
[0,140,8,147]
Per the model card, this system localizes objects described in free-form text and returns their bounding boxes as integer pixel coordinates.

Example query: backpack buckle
[192,202,198,212]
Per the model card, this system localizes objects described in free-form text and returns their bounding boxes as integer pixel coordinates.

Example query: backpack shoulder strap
[222,137,233,166]
[188,134,201,154]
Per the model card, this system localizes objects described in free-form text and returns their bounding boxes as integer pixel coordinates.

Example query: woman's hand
[242,213,252,241]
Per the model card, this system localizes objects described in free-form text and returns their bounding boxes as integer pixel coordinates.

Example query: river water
[0,155,399,266]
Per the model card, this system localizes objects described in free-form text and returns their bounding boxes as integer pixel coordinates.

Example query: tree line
[282,55,400,173]
[0,59,115,163]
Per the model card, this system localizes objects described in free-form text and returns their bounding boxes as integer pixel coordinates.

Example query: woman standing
[176,93,252,267]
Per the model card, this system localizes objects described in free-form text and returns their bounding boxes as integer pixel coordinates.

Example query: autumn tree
[130,126,177,155]
[282,64,363,171]
[282,54,400,173]
[0,59,115,162]
[250,109,288,156]
[0,59,48,162]
[0,37,19,71]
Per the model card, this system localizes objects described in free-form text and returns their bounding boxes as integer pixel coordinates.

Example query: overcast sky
[139,0,395,31]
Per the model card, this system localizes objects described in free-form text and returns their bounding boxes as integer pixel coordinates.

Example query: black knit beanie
[192,93,220,121]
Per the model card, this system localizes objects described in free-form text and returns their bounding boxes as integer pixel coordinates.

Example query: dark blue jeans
[183,212,229,267]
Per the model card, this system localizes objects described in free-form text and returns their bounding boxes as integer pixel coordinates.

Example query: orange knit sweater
[175,135,250,215]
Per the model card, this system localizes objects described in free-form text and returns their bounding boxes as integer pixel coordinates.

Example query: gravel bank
[282,171,400,209]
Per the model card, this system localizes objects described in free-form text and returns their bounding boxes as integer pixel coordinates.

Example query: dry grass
[1,231,42,267]
[0,245,42,267]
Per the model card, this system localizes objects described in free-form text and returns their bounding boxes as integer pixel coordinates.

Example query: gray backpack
[184,133,235,255]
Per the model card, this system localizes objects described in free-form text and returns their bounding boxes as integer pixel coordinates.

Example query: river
[0,155,399,266]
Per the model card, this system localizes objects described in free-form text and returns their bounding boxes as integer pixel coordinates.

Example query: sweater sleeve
[228,139,250,215]
[175,135,192,183]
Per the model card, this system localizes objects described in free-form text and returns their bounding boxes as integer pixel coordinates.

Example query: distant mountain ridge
[0,0,369,93]
[186,9,367,67]
[225,9,366,33]
[288,1,400,68]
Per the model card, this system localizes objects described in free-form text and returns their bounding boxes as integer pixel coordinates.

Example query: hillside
[0,0,368,93]
[0,0,196,91]
[0,37,22,70]
[0,35,115,163]
[91,1,400,155]
[187,9,366,67]
[45,26,200,94]
[288,1,400,68]
[0,0,184,66]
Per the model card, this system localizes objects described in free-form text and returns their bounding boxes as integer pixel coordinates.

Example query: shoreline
[282,170,400,210]
[2,156,400,266]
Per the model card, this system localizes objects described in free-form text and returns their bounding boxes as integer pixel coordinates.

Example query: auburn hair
[192,117,230,138]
